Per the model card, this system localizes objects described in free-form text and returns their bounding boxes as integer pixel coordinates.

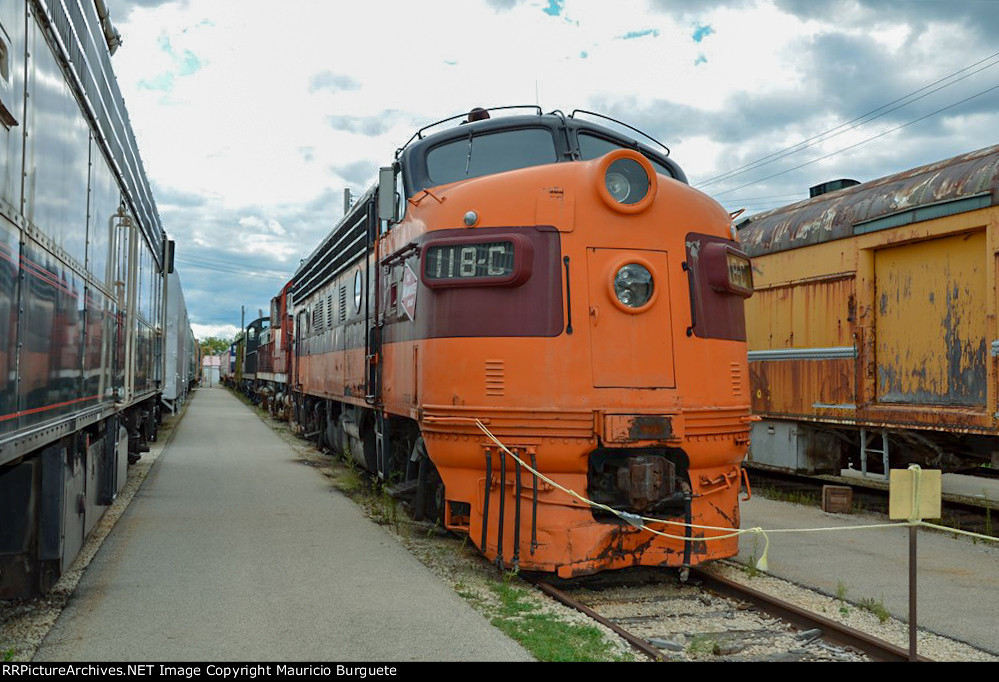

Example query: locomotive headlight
[605,171,631,203]
[596,150,657,214]
[605,159,649,205]
[614,264,654,308]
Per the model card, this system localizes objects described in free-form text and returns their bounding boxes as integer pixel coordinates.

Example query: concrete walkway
[737,495,999,654]
[35,387,532,662]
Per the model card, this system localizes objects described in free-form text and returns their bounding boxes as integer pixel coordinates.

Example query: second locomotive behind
[268,107,755,577]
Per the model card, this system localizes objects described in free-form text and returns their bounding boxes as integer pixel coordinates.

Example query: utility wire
[175,258,289,280]
[696,50,999,190]
[711,81,999,199]
[178,252,294,274]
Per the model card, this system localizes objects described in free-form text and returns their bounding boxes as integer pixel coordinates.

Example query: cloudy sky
[106,0,999,341]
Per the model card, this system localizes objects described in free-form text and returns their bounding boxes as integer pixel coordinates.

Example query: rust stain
[740,144,999,257]
[875,232,986,407]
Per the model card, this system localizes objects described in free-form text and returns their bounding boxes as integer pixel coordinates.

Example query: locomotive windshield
[577,133,672,177]
[426,128,558,186]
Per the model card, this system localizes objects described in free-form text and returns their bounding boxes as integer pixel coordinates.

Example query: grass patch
[483,578,633,662]
[687,634,718,656]
[755,484,821,507]
[859,596,891,623]
[836,581,850,615]
[741,535,762,578]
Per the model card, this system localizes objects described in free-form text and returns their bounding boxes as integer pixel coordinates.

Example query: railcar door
[585,247,676,388]
[874,231,987,406]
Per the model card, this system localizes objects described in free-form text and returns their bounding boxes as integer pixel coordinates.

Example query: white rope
[472,420,999,574]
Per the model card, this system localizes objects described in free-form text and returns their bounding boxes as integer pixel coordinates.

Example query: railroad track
[527,567,929,662]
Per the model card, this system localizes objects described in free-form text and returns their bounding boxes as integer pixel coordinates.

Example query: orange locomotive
[290,107,754,577]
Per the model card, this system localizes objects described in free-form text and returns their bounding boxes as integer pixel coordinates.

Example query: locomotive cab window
[426,128,558,186]
[578,133,672,178]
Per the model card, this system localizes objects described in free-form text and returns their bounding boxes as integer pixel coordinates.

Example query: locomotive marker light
[596,149,657,213]
[703,242,754,297]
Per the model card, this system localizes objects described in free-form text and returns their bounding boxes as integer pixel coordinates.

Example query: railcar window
[578,133,672,177]
[0,33,8,84]
[396,167,406,220]
[426,128,558,186]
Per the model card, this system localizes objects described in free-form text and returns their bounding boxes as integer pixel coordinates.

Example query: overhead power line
[712,81,999,199]
[696,49,999,191]
[175,257,290,281]
[179,252,293,273]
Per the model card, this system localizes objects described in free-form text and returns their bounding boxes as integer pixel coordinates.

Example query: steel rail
[530,570,931,662]
[691,568,932,662]
[527,578,665,662]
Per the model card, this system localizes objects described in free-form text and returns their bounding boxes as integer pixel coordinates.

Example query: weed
[755,484,821,507]
[3,648,14,662]
[836,581,850,615]
[687,635,718,656]
[741,536,761,578]
[859,596,891,623]
[426,518,441,539]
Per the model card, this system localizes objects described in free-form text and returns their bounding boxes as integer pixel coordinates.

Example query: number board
[421,234,532,288]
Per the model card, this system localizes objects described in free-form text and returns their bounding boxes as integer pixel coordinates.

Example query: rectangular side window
[0,25,16,129]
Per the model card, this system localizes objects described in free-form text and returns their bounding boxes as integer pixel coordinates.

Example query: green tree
[200,336,233,356]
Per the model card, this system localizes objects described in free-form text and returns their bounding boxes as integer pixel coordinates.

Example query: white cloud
[109,0,999,329]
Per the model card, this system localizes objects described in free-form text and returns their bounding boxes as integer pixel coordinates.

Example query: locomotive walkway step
[33,387,532,662]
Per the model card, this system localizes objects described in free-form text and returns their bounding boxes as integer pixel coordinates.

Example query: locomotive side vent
[731,362,743,396]
[485,360,505,397]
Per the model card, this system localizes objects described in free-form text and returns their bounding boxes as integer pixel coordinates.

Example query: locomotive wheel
[361,427,377,473]
[421,462,445,524]
[325,418,342,455]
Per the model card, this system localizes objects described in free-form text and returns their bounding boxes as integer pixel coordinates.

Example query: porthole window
[353,270,363,313]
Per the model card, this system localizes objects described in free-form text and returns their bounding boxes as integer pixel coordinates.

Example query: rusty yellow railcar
[738,144,999,476]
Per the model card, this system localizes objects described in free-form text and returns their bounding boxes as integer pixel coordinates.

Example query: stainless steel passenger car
[0,0,192,597]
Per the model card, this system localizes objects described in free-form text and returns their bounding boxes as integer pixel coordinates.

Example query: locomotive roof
[738,143,999,257]
[292,107,689,300]
[397,108,687,194]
